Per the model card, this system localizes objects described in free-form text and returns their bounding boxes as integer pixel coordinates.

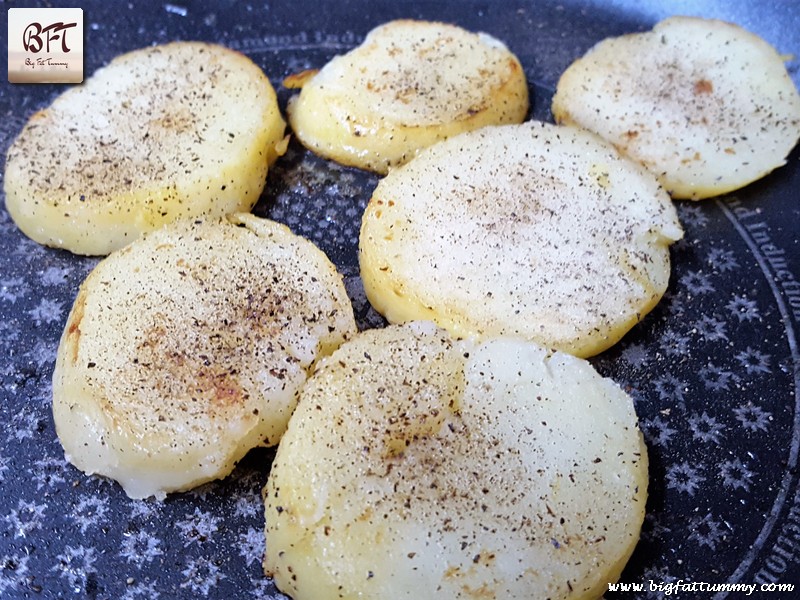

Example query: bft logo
[23,21,78,54]
[8,8,84,84]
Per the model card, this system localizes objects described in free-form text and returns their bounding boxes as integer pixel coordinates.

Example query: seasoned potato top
[265,322,648,599]
[359,121,683,357]
[5,42,287,255]
[285,19,528,173]
[552,16,800,199]
[10,42,277,197]
[53,214,356,499]
[314,20,524,126]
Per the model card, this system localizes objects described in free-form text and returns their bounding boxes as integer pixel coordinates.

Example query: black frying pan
[1,1,798,598]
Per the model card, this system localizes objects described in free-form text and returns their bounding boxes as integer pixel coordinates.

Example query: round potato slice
[285,19,529,174]
[52,213,356,500]
[552,16,800,200]
[264,321,648,600]
[4,42,288,255]
[359,121,683,358]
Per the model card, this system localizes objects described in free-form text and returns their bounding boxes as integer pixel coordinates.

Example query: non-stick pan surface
[1,1,799,598]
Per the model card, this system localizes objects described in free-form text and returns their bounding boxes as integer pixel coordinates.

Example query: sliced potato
[285,19,529,174]
[4,42,287,255]
[52,214,356,500]
[264,322,648,600]
[552,16,800,200]
[359,121,683,357]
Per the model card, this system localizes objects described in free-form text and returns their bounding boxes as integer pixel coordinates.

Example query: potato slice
[285,19,529,174]
[359,121,683,358]
[52,214,356,500]
[4,42,287,255]
[552,16,800,200]
[264,321,648,600]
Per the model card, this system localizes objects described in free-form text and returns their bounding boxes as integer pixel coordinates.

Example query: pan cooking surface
[0,1,798,597]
